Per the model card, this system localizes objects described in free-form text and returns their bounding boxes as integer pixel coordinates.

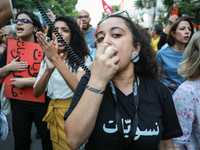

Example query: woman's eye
[113,34,121,37]
[97,37,104,43]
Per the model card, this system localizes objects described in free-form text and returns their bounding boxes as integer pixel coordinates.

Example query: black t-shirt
[0,47,50,113]
[64,74,182,150]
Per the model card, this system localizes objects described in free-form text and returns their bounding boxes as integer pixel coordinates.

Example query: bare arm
[64,44,119,150]
[65,79,105,150]
[158,139,175,150]
[9,78,36,89]
[164,15,178,34]
[0,0,13,28]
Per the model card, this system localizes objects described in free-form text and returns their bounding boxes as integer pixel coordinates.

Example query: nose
[59,29,63,36]
[185,28,190,33]
[102,35,112,46]
[16,21,22,25]
[3,37,6,43]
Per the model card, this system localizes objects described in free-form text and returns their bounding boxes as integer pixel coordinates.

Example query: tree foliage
[134,0,148,10]
[12,0,78,19]
[12,0,51,11]
[50,0,78,19]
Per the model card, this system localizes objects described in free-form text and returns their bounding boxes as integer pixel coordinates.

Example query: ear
[171,31,175,38]
[133,42,141,53]
[33,26,38,33]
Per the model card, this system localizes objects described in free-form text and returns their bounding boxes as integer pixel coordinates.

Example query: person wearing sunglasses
[0,10,53,150]
[64,11,183,150]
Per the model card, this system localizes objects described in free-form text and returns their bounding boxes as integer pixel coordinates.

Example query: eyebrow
[78,15,88,16]
[96,26,125,37]
[55,27,69,29]
[110,27,125,32]
[179,26,191,28]
[96,31,103,37]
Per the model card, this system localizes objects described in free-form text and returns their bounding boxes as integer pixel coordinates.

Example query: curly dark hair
[47,15,89,71]
[15,10,44,43]
[97,15,159,79]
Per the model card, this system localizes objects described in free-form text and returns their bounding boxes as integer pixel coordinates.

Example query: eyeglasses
[13,19,34,25]
[97,10,132,28]
[77,15,89,19]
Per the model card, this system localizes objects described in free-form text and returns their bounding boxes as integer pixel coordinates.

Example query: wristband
[85,85,104,94]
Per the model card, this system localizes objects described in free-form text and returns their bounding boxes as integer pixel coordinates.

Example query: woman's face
[15,14,37,41]
[96,17,140,72]
[172,21,192,44]
[52,21,71,52]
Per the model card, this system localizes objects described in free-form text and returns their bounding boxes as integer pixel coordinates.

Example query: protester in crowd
[77,10,96,48]
[173,31,200,150]
[2,25,18,47]
[151,24,163,52]
[0,25,17,117]
[158,15,195,50]
[155,17,194,95]
[34,15,91,150]
[0,25,18,130]
[0,10,52,150]
[63,11,182,150]
[0,25,17,66]
[0,0,13,29]
[77,10,97,60]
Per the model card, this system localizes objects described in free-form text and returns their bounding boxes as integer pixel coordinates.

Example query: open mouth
[183,36,189,40]
[17,27,24,32]
[57,38,64,46]
[82,22,87,25]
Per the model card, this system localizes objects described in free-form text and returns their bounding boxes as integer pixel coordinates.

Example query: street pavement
[0,111,43,150]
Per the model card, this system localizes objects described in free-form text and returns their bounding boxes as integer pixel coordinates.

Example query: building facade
[119,0,167,29]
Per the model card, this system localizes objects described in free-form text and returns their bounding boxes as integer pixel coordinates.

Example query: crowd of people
[0,0,200,150]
